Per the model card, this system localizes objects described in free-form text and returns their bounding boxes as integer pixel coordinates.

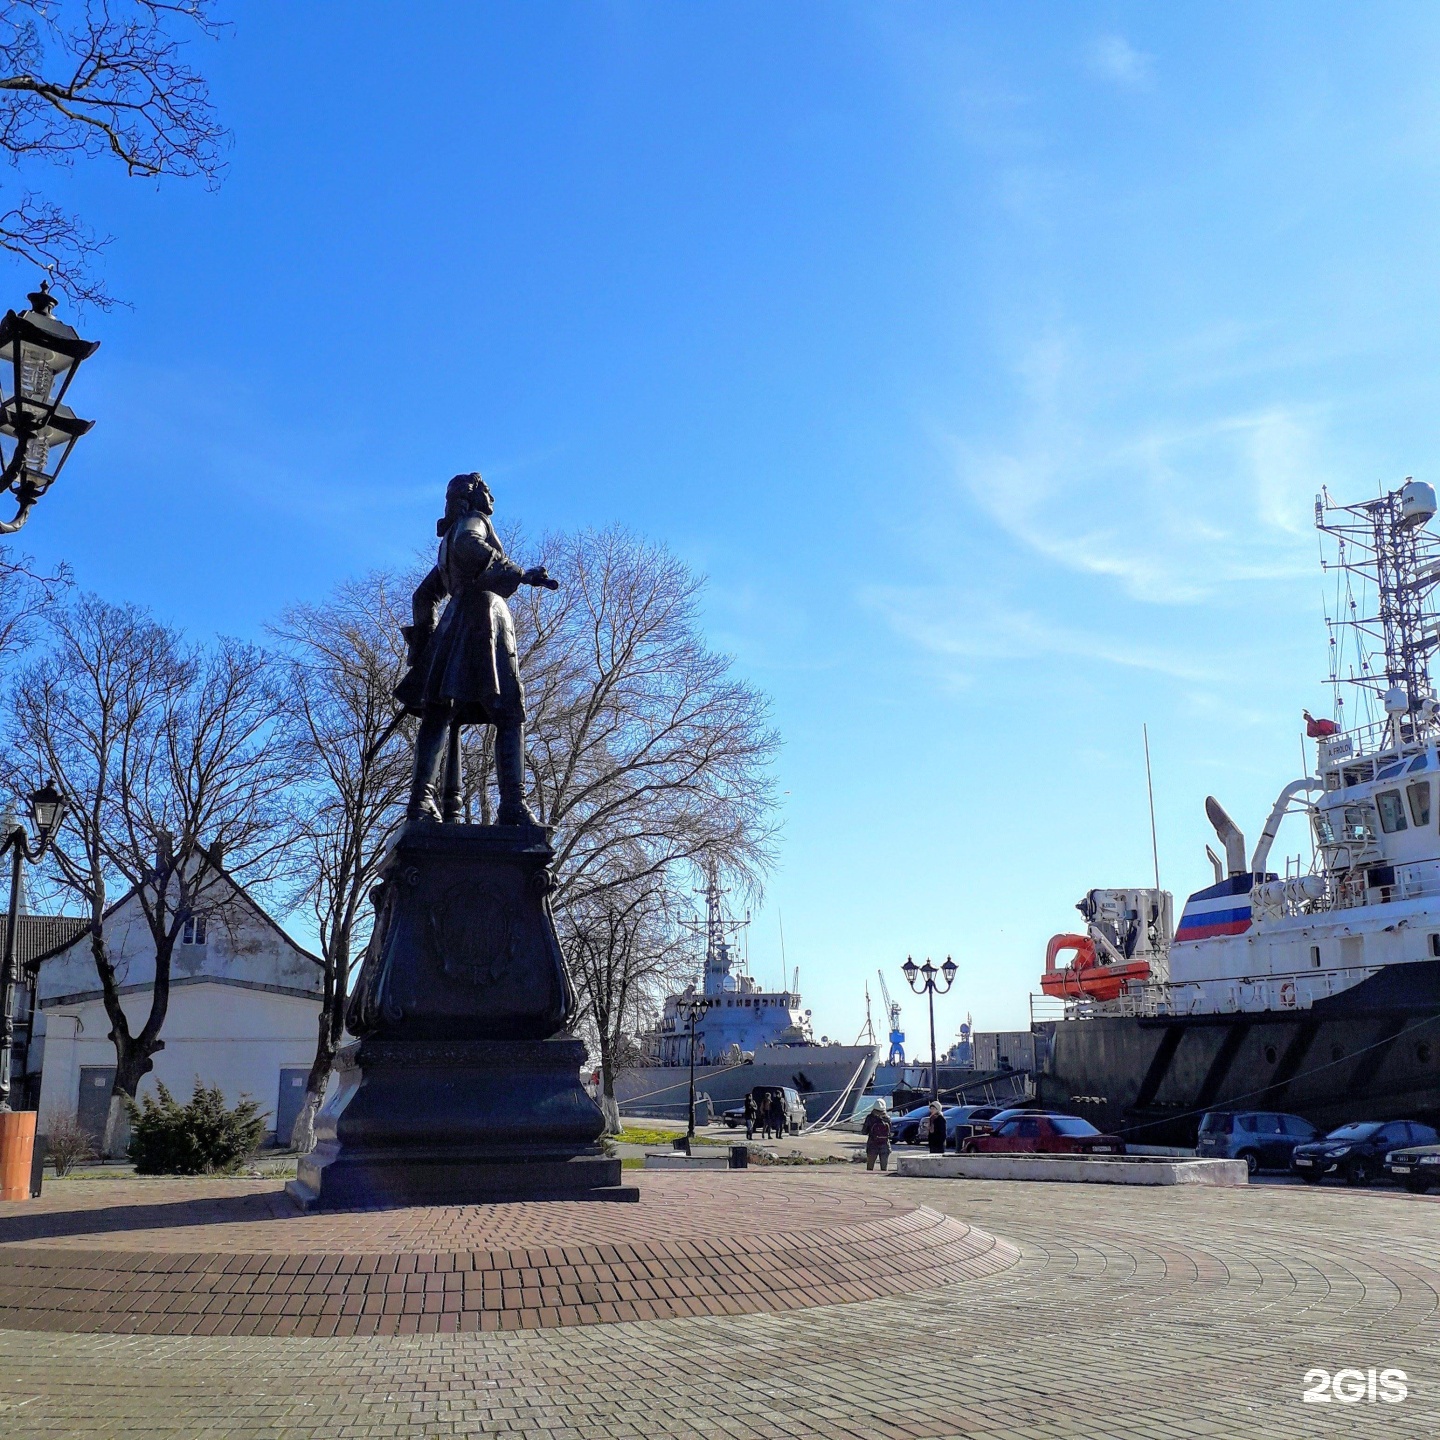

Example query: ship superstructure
[646,870,813,1066]
[614,871,878,1122]
[1036,480,1440,1142]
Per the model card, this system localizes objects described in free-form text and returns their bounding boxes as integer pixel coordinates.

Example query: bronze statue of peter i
[394,472,557,825]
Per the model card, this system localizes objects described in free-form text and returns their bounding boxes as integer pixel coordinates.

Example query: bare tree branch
[0,1,229,307]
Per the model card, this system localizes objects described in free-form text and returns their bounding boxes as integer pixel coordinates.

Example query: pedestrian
[927,1098,947,1154]
[769,1093,785,1138]
[743,1092,756,1140]
[862,1100,892,1172]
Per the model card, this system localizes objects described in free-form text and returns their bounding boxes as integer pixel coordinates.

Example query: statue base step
[288,1036,637,1210]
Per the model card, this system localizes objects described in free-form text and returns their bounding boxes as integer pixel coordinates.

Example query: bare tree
[560,877,692,1134]
[0,539,66,669]
[0,1,228,307]
[271,572,412,1149]
[497,526,780,906]
[9,593,295,1153]
[480,528,778,1111]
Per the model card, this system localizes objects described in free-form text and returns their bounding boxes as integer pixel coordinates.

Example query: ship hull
[1037,961,1440,1146]
[612,1044,877,1124]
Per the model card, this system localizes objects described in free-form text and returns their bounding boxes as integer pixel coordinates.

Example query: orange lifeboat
[1041,933,1151,1002]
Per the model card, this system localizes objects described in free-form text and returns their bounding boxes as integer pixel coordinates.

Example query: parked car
[1290,1120,1439,1186]
[721,1086,807,1134]
[963,1113,1125,1156]
[1195,1111,1319,1175]
[1384,1140,1440,1192]
[891,1104,939,1145]
[943,1104,1016,1148]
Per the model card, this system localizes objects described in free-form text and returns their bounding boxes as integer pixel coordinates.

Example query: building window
[181,914,207,945]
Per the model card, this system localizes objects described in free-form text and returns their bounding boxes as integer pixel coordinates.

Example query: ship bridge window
[1341,807,1377,842]
[1313,812,1337,846]
[1411,754,1431,772]
[1376,790,1408,833]
[1408,780,1432,827]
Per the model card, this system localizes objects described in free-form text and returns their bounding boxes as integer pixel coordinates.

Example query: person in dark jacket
[926,1099,947,1154]
[769,1093,786,1138]
[743,1093,756,1140]
[862,1101,893,1171]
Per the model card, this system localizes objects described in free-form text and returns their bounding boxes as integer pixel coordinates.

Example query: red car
[962,1113,1124,1155]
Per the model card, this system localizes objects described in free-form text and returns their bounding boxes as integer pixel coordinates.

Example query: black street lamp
[902,953,957,1102]
[0,782,69,1111]
[0,283,99,535]
[674,993,713,1144]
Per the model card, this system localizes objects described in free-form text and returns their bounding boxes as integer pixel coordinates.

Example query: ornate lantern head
[941,956,957,988]
[0,283,99,508]
[27,780,66,840]
[901,955,919,987]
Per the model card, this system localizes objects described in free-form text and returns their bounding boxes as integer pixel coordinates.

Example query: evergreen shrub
[126,1081,267,1175]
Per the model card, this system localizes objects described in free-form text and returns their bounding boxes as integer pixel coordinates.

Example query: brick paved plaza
[0,1168,1436,1438]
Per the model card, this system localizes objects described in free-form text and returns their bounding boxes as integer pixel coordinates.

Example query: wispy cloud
[1086,35,1154,91]
[937,330,1332,606]
[861,586,1222,684]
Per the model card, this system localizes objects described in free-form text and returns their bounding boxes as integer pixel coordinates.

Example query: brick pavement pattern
[0,1170,1437,1438]
[0,1174,1016,1335]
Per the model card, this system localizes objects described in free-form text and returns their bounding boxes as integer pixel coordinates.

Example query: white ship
[1037,479,1440,1143]
[612,873,878,1124]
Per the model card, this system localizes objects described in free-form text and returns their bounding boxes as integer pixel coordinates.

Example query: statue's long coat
[393,512,527,725]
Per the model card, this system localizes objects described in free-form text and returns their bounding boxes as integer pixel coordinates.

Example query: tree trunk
[597,1026,622,1135]
[293,931,351,1152]
[101,1042,160,1159]
[291,1023,334,1153]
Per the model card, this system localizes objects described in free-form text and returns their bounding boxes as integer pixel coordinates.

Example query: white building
[29,870,323,1147]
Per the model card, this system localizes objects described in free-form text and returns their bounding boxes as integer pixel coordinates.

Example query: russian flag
[1174,874,1257,943]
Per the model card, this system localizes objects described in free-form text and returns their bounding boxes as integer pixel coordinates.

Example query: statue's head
[438,472,494,534]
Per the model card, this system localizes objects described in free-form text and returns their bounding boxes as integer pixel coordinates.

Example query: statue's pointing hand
[522,565,560,591]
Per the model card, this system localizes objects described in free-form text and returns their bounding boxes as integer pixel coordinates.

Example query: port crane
[876,969,905,1065]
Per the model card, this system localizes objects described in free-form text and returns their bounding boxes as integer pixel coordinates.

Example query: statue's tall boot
[495,723,539,826]
[406,711,449,822]
[441,720,464,823]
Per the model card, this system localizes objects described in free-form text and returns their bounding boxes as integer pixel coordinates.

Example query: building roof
[13,913,89,971]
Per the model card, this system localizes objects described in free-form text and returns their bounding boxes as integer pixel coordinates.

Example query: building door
[77,1067,116,1143]
[275,1067,309,1147]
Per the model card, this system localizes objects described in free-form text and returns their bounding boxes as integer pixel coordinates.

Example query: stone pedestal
[288,821,636,1210]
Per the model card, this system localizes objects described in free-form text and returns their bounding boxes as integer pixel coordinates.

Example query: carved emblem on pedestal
[428,878,517,989]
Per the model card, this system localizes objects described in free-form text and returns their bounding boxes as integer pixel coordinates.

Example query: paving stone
[0,1173,1436,1437]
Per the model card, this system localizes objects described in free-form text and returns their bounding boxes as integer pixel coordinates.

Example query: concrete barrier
[643,1152,731,1170]
[895,1153,1248,1186]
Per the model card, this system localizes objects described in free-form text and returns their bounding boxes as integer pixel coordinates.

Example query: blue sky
[13,3,1440,1047]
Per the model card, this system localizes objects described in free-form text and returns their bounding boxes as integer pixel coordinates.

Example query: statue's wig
[438,472,486,535]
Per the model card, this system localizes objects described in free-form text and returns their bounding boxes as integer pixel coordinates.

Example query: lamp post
[0,782,68,1112]
[902,954,957,1102]
[0,283,99,535]
[675,993,713,1143]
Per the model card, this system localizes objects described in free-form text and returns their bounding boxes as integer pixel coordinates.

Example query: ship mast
[1317,481,1440,740]
[695,863,751,999]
